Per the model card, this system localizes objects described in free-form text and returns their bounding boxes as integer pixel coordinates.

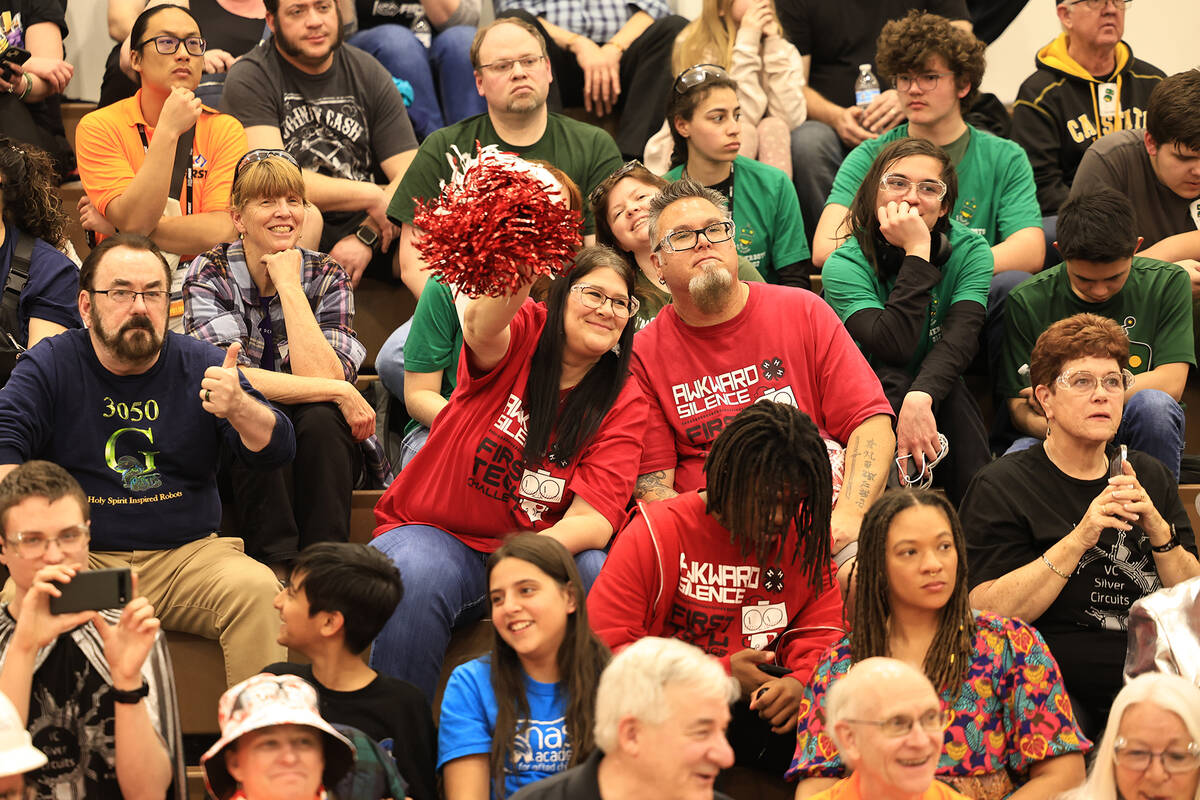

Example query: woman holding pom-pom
[369,238,647,699]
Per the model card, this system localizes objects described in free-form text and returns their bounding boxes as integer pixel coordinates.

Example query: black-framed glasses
[476,54,546,75]
[1068,0,1132,9]
[570,284,640,318]
[842,709,947,738]
[673,63,732,94]
[587,159,647,208]
[1055,368,1135,395]
[1114,738,1200,773]
[137,35,207,56]
[5,523,90,559]
[655,220,735,253]
[879,173,948,202]
[234,148,301,184]
[92,288,170,306]
[892,72,955,92]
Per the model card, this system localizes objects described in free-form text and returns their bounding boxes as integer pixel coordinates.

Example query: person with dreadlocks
[788,490,1088,800]
[587,401,841,775]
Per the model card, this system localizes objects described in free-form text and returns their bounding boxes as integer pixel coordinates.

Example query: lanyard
[135,123,193,216]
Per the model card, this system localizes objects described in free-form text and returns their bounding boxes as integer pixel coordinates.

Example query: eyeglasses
[5,523,90,559]
[92,288,170,306]
[674,63,733,94]
[655,220,735,253]
[587,160,647,209]
[570,284,640,318]
[842,709,947,738]
[234,148,302,184]
[476,54,546,75]
[1114,739,1200,773]
[1067,0,1132,9]
[137,35,207,56]
[1055,368,1135,395]
[892,72,955,92]
[879,173,948,202]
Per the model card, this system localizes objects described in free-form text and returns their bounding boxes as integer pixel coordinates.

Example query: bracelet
[1041,554,1070,580]
[17,74,32,101]
[1151,523,1181,553]
[832,540,858,569]
[110,680,150,704]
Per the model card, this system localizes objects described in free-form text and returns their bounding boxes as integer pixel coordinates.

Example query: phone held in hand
[49,567,132,615]
[1109,444,1127,479]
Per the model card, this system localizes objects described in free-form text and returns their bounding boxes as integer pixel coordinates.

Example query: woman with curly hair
[0,137,81,358]
[788,490,1088,800]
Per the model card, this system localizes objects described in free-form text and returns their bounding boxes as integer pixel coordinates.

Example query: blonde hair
[230,156,306,211]
[672,0,783,74]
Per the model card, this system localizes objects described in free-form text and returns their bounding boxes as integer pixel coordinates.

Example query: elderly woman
[961,313,1200,740]
[588,159,761,328]
[790,490,1088,800]
[1059,673,1200,800]
[183,149,385,575]
[201,673,355,800]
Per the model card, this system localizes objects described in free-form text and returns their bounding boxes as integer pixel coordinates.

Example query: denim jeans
[348,24,485,140]
[789,120,846,242]
[368,524,608,700]
[376,318,413,402]
[1005,388,1185,479]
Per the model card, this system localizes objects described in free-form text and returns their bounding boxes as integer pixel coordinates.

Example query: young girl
[438,533,610,799]
[644,0,805,178]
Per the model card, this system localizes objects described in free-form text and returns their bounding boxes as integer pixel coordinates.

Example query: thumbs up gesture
[200,342,248,419]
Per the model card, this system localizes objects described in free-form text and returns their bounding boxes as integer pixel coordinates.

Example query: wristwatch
[1151,523,1181,553]
[354,224,380,250]
[110,681,150,704]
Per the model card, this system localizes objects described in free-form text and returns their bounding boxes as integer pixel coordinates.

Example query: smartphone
[49,567,132,615]
[1109,444,1128,479]
[0,46,30,66]
[756,663,790,678]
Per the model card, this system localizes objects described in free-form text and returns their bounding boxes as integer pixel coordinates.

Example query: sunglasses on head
[234,148,301,185]
[673,63,733,94]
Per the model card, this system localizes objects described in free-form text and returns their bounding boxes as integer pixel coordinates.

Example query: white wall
[64,0,1198,106]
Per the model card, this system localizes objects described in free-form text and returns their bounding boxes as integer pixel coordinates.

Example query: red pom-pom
[412,143,583,298]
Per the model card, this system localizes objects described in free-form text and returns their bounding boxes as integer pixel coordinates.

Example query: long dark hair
[847,138,957,278]
[704,402,833,593]
[848,490,975,693]
[0,139,68,249]
[522,247,636,466]
[666,72,740,170]
[485,534,610,799]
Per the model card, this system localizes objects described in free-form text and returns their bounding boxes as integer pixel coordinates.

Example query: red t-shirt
[631,283,893,492]
[586,492,843,686]
[373,301,647,552]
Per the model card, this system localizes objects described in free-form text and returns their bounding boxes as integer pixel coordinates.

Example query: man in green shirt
[1001,188,1193,477]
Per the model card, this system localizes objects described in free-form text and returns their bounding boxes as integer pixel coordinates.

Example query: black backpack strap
[0,232,33,346]
[169,125,196,204]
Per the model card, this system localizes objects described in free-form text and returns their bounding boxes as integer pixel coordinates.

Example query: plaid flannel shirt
[183,242,391,487]
[496,0,670,42]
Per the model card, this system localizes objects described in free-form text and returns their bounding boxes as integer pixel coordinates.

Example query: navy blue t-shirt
[0,329,295,550]
[0,225,82,346]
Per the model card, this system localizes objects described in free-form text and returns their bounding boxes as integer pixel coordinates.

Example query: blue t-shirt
[438,656,571,798]
[0,329,295,550]
[0,225,82,345]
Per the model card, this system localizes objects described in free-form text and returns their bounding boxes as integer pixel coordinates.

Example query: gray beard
[688,264,734,314]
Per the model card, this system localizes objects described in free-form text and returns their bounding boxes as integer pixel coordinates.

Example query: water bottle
[854,64,880,110]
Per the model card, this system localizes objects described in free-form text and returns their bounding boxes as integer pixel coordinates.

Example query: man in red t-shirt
[631,177,894,577]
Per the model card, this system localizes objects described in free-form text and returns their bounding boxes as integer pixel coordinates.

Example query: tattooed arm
[635,469,678,502]
[830,414,893,552]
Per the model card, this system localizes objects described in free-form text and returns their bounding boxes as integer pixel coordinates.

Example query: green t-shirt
[826,124,1043,247]
[823,219,994,376]
[632,256,764,329]
[402,278,464,434]
[1000,256,1196,399]
[664,155,810,281]
[387,112,622,234]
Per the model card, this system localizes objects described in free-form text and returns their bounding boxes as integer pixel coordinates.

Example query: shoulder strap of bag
[0,232,34,342]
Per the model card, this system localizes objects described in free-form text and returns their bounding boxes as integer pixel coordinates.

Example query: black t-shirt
[777,0,969,108]
[26,632,120,799]
[191,0,265,58]
[262,662,437,800]
[356,0,423,29]
[0,0,67,136]
[959,444,1194,733]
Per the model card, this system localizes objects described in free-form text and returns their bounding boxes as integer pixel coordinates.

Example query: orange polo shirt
[807,773,972,800]
[75,89,246,219]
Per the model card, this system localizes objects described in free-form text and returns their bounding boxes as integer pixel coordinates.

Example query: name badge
[1190,198,1200,231]
[1097,82,1119,118]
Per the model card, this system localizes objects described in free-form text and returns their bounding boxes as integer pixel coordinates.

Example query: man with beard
[222,0,419,287]
[0,234,296,688]
[632,178,894,584]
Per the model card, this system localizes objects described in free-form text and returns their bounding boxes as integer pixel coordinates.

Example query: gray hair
[593,637,738,752]
[646,176,731,252]
[824,658,933,752]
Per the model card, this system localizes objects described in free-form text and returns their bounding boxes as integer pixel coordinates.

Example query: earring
[658,277,667,286]
[611,342,621,356]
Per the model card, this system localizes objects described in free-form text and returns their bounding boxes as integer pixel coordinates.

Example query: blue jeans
[369,524,607,700]
[1005,388,1185,479]
[348,24,485,140]
[376,318,412,402]
[789,120,846,242]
